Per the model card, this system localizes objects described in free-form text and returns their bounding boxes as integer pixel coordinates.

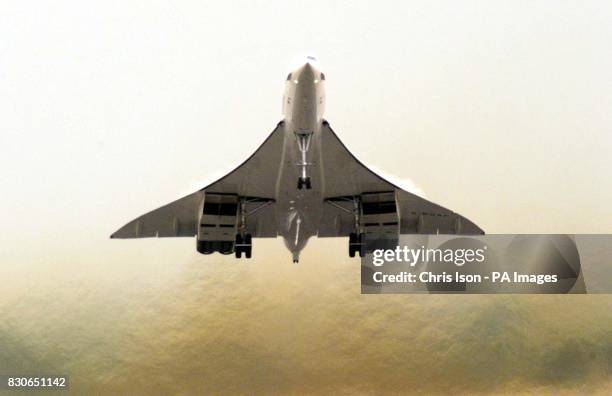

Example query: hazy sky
[1,3,612,393]
[1,1,612,262]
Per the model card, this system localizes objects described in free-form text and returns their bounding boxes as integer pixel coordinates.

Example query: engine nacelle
[360,191,399,253]
[196,193,239,254]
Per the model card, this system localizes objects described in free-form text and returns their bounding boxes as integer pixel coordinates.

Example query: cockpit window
[286,73,292,81]
[320,73,325,80]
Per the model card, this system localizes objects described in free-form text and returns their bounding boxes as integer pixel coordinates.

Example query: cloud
[366,165,427,197]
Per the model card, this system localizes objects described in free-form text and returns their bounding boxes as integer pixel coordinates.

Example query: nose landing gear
[295,130,313,190]
[297,176,312,190]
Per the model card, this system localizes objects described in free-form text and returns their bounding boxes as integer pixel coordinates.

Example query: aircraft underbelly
[275,123,323,256]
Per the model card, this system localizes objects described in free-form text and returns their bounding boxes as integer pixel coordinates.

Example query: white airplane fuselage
[277,62,326,262]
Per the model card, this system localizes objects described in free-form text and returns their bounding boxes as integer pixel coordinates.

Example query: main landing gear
[349,232,365,258]
[235,197,253,258]
[196,196,273,258]
[325,195,366,258]
[235,233,252,258]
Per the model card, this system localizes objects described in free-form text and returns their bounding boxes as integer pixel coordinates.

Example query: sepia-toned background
[1,1,611,394]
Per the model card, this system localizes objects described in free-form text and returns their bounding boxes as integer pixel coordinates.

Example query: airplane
[111,58,484,262]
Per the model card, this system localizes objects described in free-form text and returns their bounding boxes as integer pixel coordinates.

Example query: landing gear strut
[235,197,253,258]
[295,130,313,190]
[324,195,366,258]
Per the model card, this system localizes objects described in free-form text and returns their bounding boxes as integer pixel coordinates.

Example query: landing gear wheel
[235,234,243,258]
[348,233,366,258]
[297,177,312,190]
[349,233,358,258]
[235,234,252,258]
[358,233,365,257]
[245,234,252,258]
